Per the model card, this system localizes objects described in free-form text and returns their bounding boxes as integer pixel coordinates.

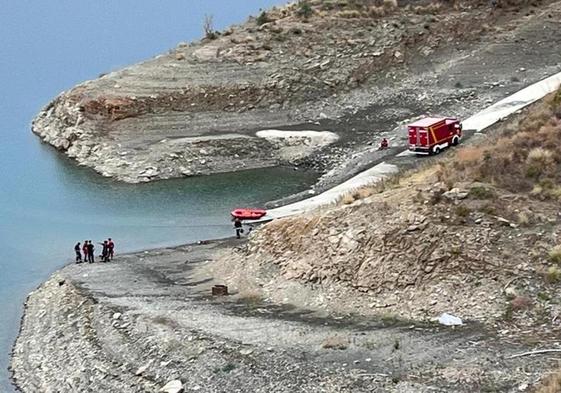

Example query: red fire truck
[408,117,462,155]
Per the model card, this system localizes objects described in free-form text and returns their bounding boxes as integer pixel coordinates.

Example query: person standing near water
[87,241,95,263]
[82,241,88,261]
[108,238,115,261]
[74,242,82,263]
[100,240,109,262]
[233,217,243,239]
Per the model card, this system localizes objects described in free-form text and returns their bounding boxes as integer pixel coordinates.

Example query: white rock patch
[255,130,339,161]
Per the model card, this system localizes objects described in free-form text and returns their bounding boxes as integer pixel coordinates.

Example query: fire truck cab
[408,117,462,155]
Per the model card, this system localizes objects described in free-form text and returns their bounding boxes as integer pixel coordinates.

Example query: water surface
[0,1,310,390]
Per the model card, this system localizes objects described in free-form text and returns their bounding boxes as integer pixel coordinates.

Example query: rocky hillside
[219,88,561,338]
[31,0,561,182]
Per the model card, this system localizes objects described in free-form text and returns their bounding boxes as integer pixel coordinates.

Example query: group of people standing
[74,239,115,263]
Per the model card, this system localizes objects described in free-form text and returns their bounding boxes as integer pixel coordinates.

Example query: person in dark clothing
[87,241,95,263]
[108,238,115,261]
[100,240,109,262]
[233,217,243,239]
[75,242,82,263]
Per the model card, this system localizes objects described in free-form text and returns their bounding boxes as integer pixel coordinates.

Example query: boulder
[160,380,183,393]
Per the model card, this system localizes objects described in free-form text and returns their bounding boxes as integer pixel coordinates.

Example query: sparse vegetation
[545,265,561,283]
[510,295,533,311]
[339,186,375,205]
[322,335,349,350]
[455,205,471,218]
[296,0,313,18]
[516,211,530,226]
[536,369,561,393]
[203,14,218,40]
[469,185,496,199]
[238,289,263,308]
[441,88,561,200]
[214,362,237,373]
[549,246,561,264]
[341,193,356,205]
[256,11,270,26]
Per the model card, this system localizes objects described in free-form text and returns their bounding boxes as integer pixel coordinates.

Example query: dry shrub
[455,146,484,164]
[336,9,362,18]
[510,296,533,311]
[451,88,561,194]
[382,0,397,9]
[341,193,356,205]
[516,211,530,226]
[413,2,442,14]
[322,335,349,350]
[238,288,263,307]
[536,369,561,393]
[545,266,561,284]
[339,184,377,205]
[455,205,471,218]
[549,246,561,264]
[468,185,496,200]
[368,5,388,17]
[355,187,373,199]
[526,148,554,175]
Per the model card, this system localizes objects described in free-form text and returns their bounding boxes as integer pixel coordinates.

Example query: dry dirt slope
[217,88,561,348]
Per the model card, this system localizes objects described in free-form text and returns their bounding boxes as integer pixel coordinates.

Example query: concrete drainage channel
[256,71,561,223]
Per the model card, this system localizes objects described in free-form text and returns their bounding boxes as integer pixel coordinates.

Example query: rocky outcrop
[223,168,561,325]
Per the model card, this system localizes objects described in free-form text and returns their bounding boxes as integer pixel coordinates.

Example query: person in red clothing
[108,238,115,261]
[380,138,389,150]
[82,241,88,261]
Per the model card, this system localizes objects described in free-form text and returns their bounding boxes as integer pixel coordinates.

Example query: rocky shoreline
[10,240,557,392]
[31,0,561,184]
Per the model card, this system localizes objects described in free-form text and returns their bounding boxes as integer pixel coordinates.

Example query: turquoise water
[0,1,312,390]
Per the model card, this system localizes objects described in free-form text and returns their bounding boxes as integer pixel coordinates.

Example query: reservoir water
[0,2,314,390]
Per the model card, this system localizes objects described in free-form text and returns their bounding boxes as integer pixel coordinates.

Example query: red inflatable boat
[231,208,267,220]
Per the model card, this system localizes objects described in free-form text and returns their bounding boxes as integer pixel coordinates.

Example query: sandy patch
[255,129,339,161]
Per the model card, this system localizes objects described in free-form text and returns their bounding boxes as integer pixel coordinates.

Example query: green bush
[546,266,561,283]
[549,246,561,264]
[297,1,313,18]
[469,186,496,199]
[455,205,471,218]
[256,11,270,26]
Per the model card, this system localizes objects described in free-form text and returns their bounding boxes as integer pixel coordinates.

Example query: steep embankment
[218,88,561,336]
[32,0,561,182]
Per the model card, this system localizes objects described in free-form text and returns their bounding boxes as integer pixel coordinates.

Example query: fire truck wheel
[433,146,441,155]
[452,136,460,146]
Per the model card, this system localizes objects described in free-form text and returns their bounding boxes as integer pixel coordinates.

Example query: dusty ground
[10,241,558,392]
[32,0,561,183]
